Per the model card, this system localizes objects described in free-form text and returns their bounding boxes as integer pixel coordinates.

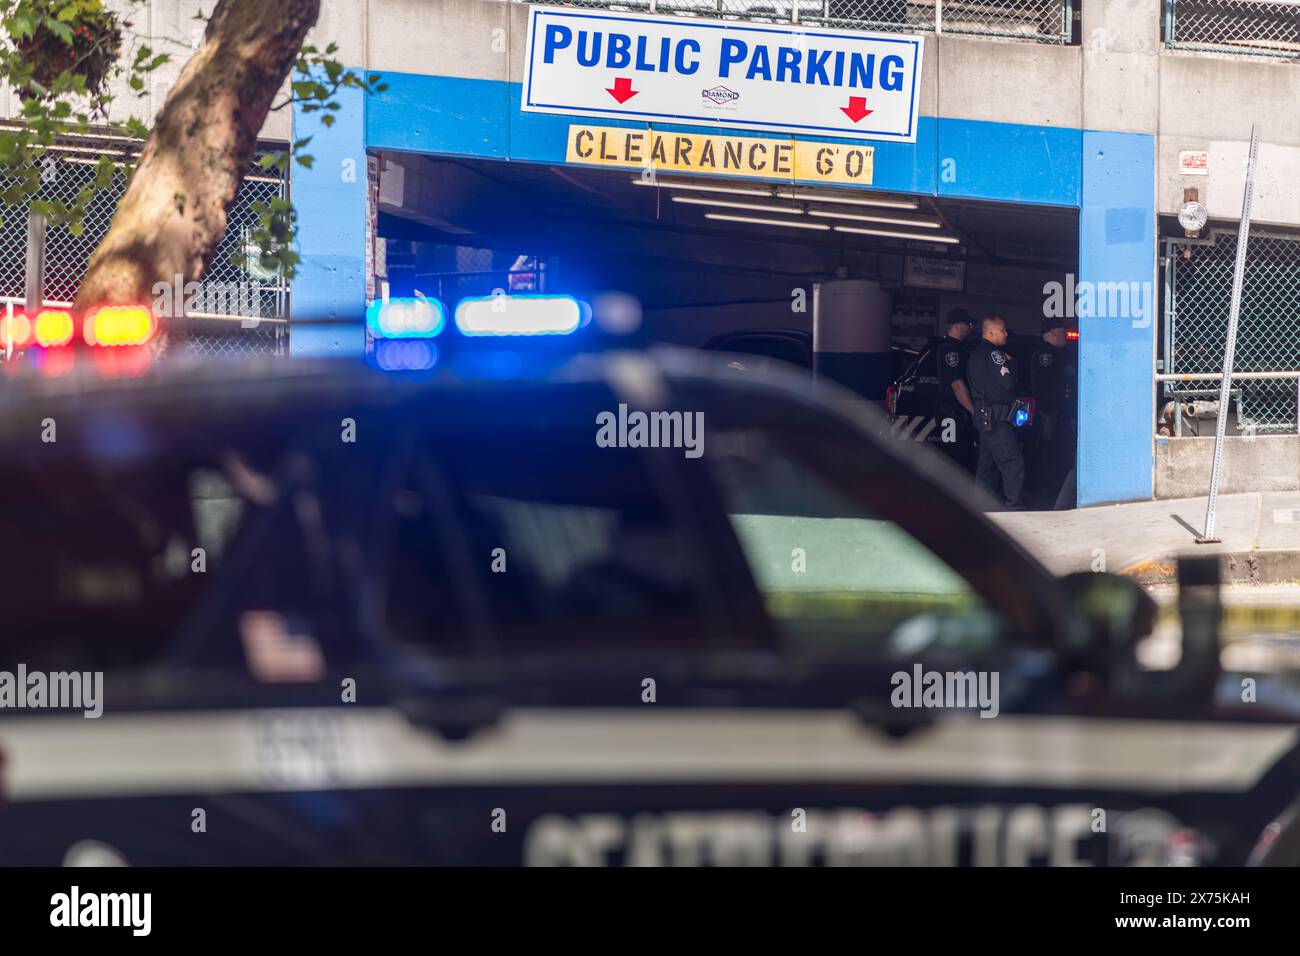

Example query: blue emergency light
[455,294,581,337]
[375,339,438,371]
[366,296,446,339]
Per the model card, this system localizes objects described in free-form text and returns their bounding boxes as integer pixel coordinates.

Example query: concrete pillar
[290,75,368,357]
[813,279,893,401]
[1077,132,1157,505]
[1074,0,1160,505]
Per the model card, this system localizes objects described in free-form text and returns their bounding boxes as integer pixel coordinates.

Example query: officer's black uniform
[967,338,1025,507]
[934,334,975,470]
[1030,335,1078,505]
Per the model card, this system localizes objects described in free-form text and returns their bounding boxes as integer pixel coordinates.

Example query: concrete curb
[1123,550,1300,587]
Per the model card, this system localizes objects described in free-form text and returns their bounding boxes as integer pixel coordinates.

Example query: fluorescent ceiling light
[808,209,943,228]
[631,177,771,197]
[705,213,831,231]
[673,196,807,214]
[833,225,961,243]
[775,189,918,210]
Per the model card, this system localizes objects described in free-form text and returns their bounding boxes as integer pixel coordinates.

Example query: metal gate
[1162,230,1300,433]
[0,142,289,358]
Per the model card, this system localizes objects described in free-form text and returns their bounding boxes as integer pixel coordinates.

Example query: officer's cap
[1040,316,1069,335]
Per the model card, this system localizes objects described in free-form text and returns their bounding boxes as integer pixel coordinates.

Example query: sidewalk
[988,491,1300,583]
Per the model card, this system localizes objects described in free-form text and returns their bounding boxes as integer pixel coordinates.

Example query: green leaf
[9,12,37,38]
[44,20,73,43]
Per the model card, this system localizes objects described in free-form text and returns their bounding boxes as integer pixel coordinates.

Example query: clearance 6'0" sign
[522,6,924,143]
[565,124,874,186]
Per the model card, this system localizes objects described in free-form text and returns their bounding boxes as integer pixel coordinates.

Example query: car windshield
[702,418,1010,656]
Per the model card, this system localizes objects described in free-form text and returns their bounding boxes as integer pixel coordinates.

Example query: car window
[703,423,1009,657]
[762,336,810,369]
[0,415,298,672]
[374,411,729,656]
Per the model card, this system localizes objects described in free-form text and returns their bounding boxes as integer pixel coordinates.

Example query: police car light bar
[833,225,961,244]
[366,296,446,339]
[455,295,581,336]
[33,308,74,347]
[83,306,155,347]
[375,338,438,371]
[705,213,831,231]
[0,311,31,348]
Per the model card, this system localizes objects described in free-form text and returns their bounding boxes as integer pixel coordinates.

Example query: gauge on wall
[1178,200,1209,236]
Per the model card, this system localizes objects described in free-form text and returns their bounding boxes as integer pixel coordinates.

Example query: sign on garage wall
[522,6,925,143]
[565,124,873,185]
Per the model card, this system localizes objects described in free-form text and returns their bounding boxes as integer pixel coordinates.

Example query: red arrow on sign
[840,96,873,123]
[606,77,639,104]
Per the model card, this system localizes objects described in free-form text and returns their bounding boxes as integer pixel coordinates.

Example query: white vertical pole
[1199,124,1260,543]
[25,210,46,319]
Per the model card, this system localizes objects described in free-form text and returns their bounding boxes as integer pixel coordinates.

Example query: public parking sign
[521,6,925,143]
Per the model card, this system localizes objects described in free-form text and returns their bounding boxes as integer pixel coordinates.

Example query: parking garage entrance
[370,150,1080,507]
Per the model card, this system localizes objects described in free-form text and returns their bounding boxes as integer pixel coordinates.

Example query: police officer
[966,316,1025,509]
[934,308,977,470]
[1030,318,1078,508]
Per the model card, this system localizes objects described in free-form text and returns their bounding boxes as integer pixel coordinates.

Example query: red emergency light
[84,305,155,347]
[0,311,31,347]
[33,309,75,348]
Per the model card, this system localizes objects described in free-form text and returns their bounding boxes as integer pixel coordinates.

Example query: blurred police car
[0,343,1295,867]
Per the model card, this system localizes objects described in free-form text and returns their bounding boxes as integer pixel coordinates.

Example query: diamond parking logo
[701,85,739,108]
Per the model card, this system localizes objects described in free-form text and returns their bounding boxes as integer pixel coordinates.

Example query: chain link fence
[1164,231,1300,433]
[0,144,289,359]
[1165,0,1300,59]
[529,0,1075,43]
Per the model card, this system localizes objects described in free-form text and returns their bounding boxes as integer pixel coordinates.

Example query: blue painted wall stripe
[937,118,1081,208]
[366,73,1081,207]
[1076,130,1157,505]
[291,77,368,358]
